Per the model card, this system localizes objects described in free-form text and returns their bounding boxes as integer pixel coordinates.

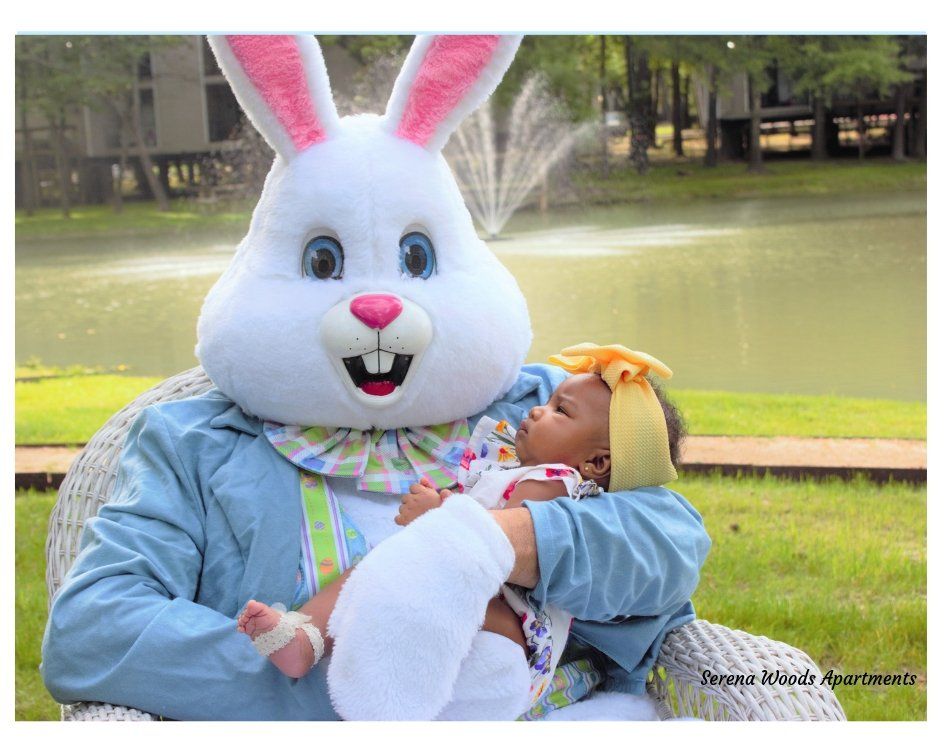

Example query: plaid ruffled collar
[263,420,470,495]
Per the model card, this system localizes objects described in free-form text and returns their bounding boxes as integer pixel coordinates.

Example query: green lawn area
[15,197,254,241]
[675,474,926,721]
[573,159,927,205]
[16,373,165,445]
[672,389,926,440]
[16,489,61,721]
[15,371,926,446]
[18,474,925,720]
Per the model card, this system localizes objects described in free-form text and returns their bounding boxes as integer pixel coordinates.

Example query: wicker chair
[46,367,846,721]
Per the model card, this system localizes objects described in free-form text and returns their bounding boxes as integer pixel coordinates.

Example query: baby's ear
[383,35,523,153]
[207,35,340,161]
[585,451,611,480]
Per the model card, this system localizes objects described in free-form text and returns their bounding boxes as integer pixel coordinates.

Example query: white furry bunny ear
[207,35,340,160]
[384,35,523,153]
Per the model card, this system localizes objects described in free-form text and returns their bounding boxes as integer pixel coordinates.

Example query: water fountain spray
[445,74,593,239]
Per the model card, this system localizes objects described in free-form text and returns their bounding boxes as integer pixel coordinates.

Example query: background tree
[820,36,912,160]
[725,36,772,173]
[15,36,87,217]
[598,36,610,176]
[679,36,742,168]
[768,36,837,161]
[503,35,602,122]
[892,35,926,162]
[321,35,412,114]
[623,35,656,175]
[69,36,185,211]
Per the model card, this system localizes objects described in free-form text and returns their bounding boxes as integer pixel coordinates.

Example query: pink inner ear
[227,35,326,152]
[395,35,501,148]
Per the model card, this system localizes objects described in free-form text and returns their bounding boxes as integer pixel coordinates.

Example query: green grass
[673,389,926,439]
[675,473,926,721]
[16,373,165,445]
[15,198,254,241]
[15,371,925,446]
[573,159,927,205]
[17,475,925,720]
[16,490,61,721]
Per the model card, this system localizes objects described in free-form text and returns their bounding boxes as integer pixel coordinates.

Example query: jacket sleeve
[524,486,711,622]
[40,407,335,721]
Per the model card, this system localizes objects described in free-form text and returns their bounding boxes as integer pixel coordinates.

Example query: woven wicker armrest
[62,702,159,721]
[647,619,846,720]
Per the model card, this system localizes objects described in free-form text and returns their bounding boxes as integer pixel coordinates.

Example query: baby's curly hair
[649,378,686,469]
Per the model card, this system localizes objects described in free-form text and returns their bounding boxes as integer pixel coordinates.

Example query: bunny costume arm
[41,400,341,721]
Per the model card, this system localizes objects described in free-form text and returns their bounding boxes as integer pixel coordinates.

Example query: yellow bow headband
[548,343,677,491]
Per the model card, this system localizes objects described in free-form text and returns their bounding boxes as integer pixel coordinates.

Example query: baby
[237,343,684,707]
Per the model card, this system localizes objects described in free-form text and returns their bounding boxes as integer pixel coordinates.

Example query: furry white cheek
[397,268,532,422]
[196,277,346,424]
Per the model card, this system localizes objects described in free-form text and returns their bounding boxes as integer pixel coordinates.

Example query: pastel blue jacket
[41,364,710,720]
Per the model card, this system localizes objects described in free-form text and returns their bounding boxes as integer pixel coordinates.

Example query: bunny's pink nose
[349,294,403,330]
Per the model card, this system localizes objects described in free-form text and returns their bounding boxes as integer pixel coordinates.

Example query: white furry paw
[326,494,514,720]
[435,631,532,721]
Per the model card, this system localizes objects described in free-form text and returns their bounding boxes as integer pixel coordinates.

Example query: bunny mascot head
[197,35,530,430]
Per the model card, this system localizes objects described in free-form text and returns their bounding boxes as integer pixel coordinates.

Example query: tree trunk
[52,113,72,218]
[811,95,827,161]
[681,75,692,129]
[892,84,906,162]
[652,67,663,127]
[599,35,609,178]
[130,92,170,211]
[113,109,128,213]
[747,73,764,173]
[671,59,683,157]
[914,85,926,159]
[17,99,38,215]
[157,158,172,196]
[856,100,867,160]
[623,36,650,175]
[639,53,655,145]
[704,65,719,168]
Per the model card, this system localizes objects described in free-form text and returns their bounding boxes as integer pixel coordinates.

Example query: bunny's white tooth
[362,350,382,374]
[377,351,395,374]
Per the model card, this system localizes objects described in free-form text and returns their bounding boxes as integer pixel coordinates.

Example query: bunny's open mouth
[342,352,413,397]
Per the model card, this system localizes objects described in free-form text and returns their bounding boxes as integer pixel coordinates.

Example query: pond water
[16,191,926,401]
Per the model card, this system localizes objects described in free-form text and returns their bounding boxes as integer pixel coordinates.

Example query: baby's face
[515,373,612,470]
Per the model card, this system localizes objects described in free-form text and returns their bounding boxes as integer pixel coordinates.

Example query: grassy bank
[16,490,61,721]
[676,473,926,721]
[16,372,165,445]
[673,389,926,440]
[571,158,927,206]
[16,160,925,242]
[18,474,926,720]
[14,198,254,242]
[15,370,927,446]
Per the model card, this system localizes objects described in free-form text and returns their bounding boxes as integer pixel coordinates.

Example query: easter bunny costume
[41,35,710,720]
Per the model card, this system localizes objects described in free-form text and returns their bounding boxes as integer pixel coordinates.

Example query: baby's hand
[395,478,445,526]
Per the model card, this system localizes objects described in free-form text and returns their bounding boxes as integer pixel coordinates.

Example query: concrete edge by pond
[16,437,927,491]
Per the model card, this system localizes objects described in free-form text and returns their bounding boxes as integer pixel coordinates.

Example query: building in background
[15,37,359,208]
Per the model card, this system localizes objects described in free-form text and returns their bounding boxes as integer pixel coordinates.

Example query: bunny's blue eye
[302,236,344,280]
[399,232,436,279]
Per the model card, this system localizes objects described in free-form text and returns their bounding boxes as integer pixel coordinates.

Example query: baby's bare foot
[237,600,316,678]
